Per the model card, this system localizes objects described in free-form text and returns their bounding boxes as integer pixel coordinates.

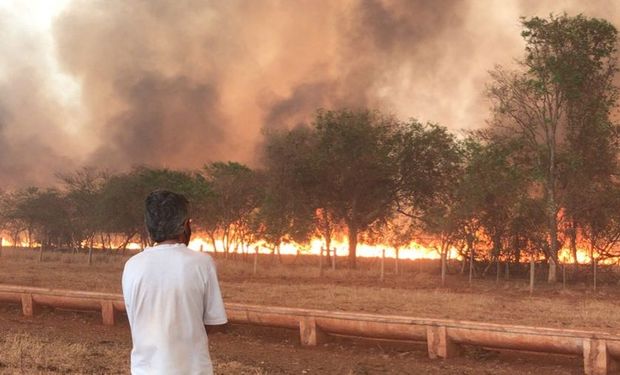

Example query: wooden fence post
[101,301,116,326]
[380,249,385,282]
[253,247,258,275]
[0,237,3,257]
[468,247,474,286]
[441,249,447,287]
[583,338,612,375]
[299,317,325,346]
[331,248,336,271]
[529,258,535,295]
[426,325,459,359]
[394,248,399,275]
[21,294,37,317]
[319,247,324,277]
[594,258,598,291]
[562,264,566,290]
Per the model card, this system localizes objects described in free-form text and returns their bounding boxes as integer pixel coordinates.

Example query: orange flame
[184,236,456,260]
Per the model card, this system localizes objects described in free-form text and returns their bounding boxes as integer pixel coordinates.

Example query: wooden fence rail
[0,284,617,375]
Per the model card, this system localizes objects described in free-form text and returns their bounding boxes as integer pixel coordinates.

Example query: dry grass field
[0,247,618,373]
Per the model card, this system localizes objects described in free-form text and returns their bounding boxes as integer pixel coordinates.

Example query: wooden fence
[0,284,617,375]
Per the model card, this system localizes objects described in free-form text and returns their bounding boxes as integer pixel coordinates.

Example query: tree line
[1,14,619,283]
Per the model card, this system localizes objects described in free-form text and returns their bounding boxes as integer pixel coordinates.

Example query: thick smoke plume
[0,0,619,187]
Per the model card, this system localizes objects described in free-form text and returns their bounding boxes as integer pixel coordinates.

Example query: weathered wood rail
[0,284,617,375]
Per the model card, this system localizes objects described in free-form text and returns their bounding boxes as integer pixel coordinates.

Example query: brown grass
[2,247,620,332]
[0,331,266,375]
[0,332,105,374]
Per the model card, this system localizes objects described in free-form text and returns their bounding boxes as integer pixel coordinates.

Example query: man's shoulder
[184,249,216,267]
[124,248,150,267]
[123,245,216,271]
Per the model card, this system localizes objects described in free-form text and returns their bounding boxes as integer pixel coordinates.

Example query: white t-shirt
[122,243,227,375]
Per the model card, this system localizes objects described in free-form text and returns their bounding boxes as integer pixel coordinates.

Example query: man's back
[122,243,227,375]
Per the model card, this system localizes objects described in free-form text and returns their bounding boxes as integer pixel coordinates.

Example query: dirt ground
[0,305,584,374]
[0,248,619,373]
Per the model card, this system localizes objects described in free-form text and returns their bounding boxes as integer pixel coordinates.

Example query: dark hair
[144,190,189,243]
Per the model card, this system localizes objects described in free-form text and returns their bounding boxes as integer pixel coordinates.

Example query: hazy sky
[1,0,619,187]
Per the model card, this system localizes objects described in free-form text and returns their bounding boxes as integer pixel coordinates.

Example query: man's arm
[202,257,228,332]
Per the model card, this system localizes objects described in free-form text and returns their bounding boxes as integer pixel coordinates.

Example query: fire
[185,235,454,260]
[0,230,616,265]
[558,247,619,265]
[126,242,143,250]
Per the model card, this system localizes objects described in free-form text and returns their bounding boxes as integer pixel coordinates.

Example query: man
[122,190,227,375]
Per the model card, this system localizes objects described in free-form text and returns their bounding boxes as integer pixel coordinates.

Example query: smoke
[0,3,79,188]
[0,0,619,187]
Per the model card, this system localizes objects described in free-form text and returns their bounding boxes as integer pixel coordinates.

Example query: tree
[262,109,400,268]
[3,188,73,250]
[396,121,462,221]
[58,168,109,251]
[262,124,340,262]
[396,120,463,283]
[457,135,531,279]
[579,181,620,269]
[259,128,316,260]
[312,109,400,268]
[198,162,261,255]
[488,14,618,282]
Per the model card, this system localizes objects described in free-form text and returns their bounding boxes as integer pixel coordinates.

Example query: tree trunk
[324,235,331,264]
[530,257,535,294]
[547,253,558,283]
[347,224,358,269]
[569,220,578,265]
[491,233,501,283]
[593,258,598,291]
[440,242,448,287]
[496,259,500,284]
[209,233,218,257]
[88,239,94,266]
[513,233,521,264]
[106,234,111,252]
[468,238,474,286]
[547,143,559,283]
[590,237,597,291]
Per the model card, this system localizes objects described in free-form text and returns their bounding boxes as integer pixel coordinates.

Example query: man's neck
[156,239,184,246]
